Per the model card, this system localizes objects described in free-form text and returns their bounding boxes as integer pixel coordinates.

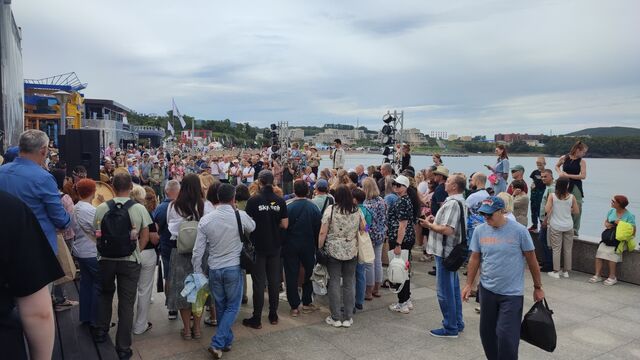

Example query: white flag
[172,98,187,128]
[167,121,175,135]
[122,115,128,125]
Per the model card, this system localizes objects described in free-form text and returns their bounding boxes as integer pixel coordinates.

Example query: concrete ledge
[572,238,640,285]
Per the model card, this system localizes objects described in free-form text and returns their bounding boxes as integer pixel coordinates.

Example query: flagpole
[191,117,195,150]
[171,98,176,143]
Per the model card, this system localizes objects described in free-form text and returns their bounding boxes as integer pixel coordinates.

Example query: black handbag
[442,200,467,272]
[235,210,255,272]
[601,225,618,247]
[316,204,334,265]
[520,298,557,352]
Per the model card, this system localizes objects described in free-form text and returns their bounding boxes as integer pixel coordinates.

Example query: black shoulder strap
[122,199,135,211]
[441,199,467,250]
[320,196,331,215]
[235,210,246,243]
[106,199,116,211]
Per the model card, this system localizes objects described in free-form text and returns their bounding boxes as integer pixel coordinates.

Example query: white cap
[393,175,410,188]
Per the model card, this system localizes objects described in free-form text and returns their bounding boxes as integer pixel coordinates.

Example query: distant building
[459,136,473,142]
[448,134,459,141]
[312,128,365,145]
[430,130,447,139]
[494,133,544,144]
[398,128,427,146]
[289,128,305,141]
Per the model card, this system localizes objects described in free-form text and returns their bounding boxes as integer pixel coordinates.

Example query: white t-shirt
[72,201,97,258]
[218,161,229,180]
[242,166,255,183]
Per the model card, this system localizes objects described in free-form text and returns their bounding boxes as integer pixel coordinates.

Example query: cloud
[11,0,640,137]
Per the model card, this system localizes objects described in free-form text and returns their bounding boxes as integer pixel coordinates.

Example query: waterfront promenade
[116,250,640,360]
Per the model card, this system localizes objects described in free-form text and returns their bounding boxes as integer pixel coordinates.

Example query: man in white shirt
[192,184,255,358]
[331,139,345,170]
[218,156,230,183]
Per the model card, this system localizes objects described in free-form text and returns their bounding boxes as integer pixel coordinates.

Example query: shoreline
[322,150,639,159]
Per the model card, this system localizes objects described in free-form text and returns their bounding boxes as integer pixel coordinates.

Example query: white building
[289,128,305,140]
[312,128,365,145]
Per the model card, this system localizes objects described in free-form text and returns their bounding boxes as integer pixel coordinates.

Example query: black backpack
[98,200,136,258]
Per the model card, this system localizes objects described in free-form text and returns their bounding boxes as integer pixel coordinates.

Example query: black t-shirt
[245,186,288,255]
[431,183,448,215]
[253,161,264,176]
[286,199,321,249]
[0,191,64,358]
[529,170,545,192]
[401,153,411,171]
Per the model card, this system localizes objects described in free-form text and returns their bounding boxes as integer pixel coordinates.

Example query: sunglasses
[479,212,494,219]
[392,183,403,188]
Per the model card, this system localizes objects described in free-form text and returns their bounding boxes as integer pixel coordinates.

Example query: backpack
[177,216,199,254]
[98,200,136,258]
[387,250,409,294]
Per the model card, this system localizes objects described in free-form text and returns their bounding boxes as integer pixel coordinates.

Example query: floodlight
[381,124,393,135]
[382,113,396,124]
[382,146,392,156]
[382,136,393,145]
[270,124,277,130]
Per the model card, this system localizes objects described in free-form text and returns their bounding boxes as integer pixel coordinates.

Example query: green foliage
[566,127,640,137]
[543,136,640,158]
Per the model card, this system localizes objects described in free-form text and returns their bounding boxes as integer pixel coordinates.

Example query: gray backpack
[177,216,199,254]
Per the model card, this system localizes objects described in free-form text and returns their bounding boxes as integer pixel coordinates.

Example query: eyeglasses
[392,183,403,188]
[611,199,617,204]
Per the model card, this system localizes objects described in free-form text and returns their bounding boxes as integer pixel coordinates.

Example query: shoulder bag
[442,200,467,272]
[357,209,375,264]
[316,205,333,265]
[235,210,256,272]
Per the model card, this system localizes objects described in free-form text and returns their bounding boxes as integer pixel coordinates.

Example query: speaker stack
[60,129,101,180]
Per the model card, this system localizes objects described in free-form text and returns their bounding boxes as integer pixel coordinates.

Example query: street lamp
[52,90,71,135]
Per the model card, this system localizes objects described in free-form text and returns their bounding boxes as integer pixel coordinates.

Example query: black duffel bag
[520,298,557,352]
[601,224,619,247]
[442,200,467,272]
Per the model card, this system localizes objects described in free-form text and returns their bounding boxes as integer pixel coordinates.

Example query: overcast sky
[12,0,640,136]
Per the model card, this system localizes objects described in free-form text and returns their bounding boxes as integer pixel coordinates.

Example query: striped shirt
[426,194,467,258]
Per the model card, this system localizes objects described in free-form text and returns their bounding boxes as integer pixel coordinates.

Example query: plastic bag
[520,298,557,352]
[191,286,211,317]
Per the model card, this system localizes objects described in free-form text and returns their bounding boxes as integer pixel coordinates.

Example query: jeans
[479,285,524,360]
[355,263,366,306]
[327,256,357,321]
[282,245,315,309]
[209,265,243,350]
[251,250,281,319]
[77,257,100,325]
[365,243,383,286]
[530,189,544,227]
[97,260,141,352]
[435,256,464,334]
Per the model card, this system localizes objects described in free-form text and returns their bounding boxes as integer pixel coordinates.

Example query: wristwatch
[534,285,543,290]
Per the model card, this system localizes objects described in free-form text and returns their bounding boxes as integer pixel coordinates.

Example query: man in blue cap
[462,196,545,360]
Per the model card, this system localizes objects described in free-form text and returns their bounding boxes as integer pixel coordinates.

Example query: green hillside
[566,126,640,137]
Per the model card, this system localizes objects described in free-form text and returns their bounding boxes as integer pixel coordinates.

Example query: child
[529,157,546,232]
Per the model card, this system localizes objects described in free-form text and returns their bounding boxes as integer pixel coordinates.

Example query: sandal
[588,275,603,283]
[180,329,192,340]
[191,327,201,339]
[204,318,218,327]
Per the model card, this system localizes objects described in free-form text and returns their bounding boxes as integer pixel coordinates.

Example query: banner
[172,98,187,128]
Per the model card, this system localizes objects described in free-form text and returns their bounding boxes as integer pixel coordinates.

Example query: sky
[12,0,640,137]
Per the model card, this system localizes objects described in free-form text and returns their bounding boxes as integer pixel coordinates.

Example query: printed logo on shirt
[258,202,281,212]
[480,236,514,245]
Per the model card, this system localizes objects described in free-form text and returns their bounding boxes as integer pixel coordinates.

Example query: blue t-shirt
[470,218,535,296]
[606,208,636,226]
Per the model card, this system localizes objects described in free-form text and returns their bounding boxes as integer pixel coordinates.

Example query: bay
[320,153,639,240]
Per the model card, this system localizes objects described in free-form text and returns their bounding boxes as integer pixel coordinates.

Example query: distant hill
[566,126,640,137]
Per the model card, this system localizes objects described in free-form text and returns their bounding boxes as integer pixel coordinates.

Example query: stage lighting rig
[378,110,404,172]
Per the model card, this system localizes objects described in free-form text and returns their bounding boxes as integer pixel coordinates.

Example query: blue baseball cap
[478,196,505,215]
[3,146,19,164]
[316,179,329,190]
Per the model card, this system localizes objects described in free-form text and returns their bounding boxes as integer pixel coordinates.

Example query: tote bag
[357,231,375,264]
[54,234,77,285]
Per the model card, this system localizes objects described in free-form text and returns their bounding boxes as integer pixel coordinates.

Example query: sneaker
[168,310,178,320]
[355,303,363,310]
[117,348,133,359]
[208,347,223,359]
[428,270,437,276]
[325,316,342,328]
[290,308,300,317]
[242,317,262,329]
[419,254,429,262]
[388,302,410,314]
[405,299,414,310]
[547,271,560,279]
[561,271,569,278]
[603,278,618,286]
[429,328,459,338]
[474,306,481,314]
[588,275,603,283]
[342,319,353,328]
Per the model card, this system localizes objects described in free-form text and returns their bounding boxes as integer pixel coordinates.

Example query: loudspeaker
[61,129,101,181]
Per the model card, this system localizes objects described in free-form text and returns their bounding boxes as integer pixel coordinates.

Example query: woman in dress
[555,140,588,236]
[318,185,366,328]
[589,195,635,286]
[166,174,207,340]
[362,178,387,298]
[485,145,509,194]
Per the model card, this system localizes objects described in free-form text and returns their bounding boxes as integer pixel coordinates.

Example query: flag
[167,121,175,135]
[122,115,128,125]
[172,98,187,128]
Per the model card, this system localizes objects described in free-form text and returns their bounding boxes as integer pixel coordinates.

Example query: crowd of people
[0,130,636,360]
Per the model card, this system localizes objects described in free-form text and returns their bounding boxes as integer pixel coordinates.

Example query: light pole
[52,90,71,135]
